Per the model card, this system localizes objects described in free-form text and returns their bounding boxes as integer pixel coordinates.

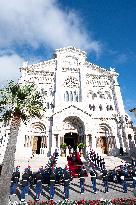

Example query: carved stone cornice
[20,59,56,72]
[55,46,86,57]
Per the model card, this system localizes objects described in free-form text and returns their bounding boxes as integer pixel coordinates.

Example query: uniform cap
[16,166,19,171]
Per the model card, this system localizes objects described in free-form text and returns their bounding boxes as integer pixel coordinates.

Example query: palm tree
[0,81,44,204]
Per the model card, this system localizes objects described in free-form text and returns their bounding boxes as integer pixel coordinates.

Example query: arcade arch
[96,123,115,154]
[62,116,85,149]
[29,122,46,154]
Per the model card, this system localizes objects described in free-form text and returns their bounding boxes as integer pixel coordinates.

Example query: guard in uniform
[20,168,30,202]
[90,169,97,193]
[10,166,20,195]
[49,168,56,200]
[26,166,33,192]
[102,169,109,193]
[79,166,86,194]
[121,172,127,193]
[35,169,42,201]
[63,168,71,200]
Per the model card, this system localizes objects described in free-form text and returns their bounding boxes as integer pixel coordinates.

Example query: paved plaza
[8,154,136,204]
[9,177,135,203]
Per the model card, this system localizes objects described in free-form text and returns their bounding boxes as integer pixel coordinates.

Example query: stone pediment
[52,105,92,117]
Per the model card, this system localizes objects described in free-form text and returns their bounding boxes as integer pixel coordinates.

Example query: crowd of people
[87,148,136,194]
[10,153,73,202]
[9,148,136,202]
[87,148,106,170]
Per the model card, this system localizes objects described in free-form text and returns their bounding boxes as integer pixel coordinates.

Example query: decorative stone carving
[64,76,79,88]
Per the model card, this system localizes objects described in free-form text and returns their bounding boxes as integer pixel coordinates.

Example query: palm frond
[0,81,44,123]
[3,110,12,123]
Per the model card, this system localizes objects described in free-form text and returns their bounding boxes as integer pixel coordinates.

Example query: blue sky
[0,0,136,124]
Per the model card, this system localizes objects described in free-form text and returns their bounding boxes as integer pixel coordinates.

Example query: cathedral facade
[13,47,134,160]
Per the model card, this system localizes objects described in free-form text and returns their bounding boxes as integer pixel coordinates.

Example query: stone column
[51,134,56,155]
[85,134,89,147]
[66,147,69,157]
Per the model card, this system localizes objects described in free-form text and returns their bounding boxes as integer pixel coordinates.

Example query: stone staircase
[84,153,132,173]
[13,152,132,178]
[14,154,49,176]
[14,154,68,176]
[55,155,68,168]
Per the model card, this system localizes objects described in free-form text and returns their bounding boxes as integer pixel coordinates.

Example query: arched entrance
[97,124,113,154]
[31,122,46,155]
[97,136,108,154]
[63,116,85,150]
[64,132,79,150]
[32,136,42,154]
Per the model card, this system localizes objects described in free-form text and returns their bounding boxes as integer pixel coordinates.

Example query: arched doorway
[97,124,112,154]
[32,136,41,154]
[97,136,108,154]
[63,116,85,150]
[31,122,46,155]
[64,132,79,150]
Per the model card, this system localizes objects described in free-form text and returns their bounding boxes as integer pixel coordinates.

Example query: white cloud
[0,54,24,85]
[0,0,101,54]
[114,53,128,64]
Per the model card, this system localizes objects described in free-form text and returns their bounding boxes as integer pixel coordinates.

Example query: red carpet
[67,152,88,177]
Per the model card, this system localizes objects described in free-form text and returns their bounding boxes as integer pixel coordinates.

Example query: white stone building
[0,47,135,162]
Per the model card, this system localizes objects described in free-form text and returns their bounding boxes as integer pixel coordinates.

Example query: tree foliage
[0,81,43,123]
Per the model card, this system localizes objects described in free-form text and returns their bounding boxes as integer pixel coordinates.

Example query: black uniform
[20,172,30,202]
[35,171,42,201]
[63,170,71,199]
[10,171,20,195]
[49,171,56,200]
[27,169,33,187]
[90,170,97,193]
[102,169,109,193]
[79,168,86,194]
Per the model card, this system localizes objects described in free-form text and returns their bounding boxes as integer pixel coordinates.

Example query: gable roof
[52,104,92,117]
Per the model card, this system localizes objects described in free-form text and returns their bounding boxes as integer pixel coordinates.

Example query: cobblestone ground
[9,177,136,204]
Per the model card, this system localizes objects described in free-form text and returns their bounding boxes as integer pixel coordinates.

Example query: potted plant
[78,143,86,156]
[60,143,67,157]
